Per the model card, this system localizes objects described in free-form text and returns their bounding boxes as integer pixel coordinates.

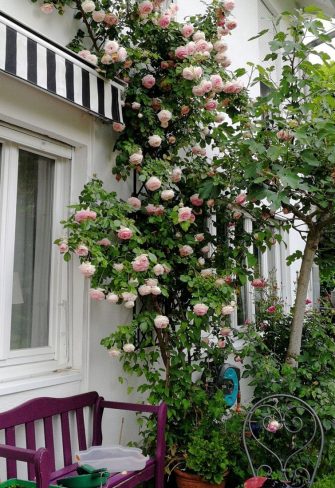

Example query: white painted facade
[0,0,332,460]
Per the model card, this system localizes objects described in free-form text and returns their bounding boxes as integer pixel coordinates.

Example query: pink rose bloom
[220,327,231,337]
[305,298,312,305]
[267,305,276,313]
[190,194,204,207]
[175,46,188,59]
[151,286,162,295]
[117,47,128,62]
[193,303,209,316]
[106,293,119,304]
[154,315,169,329]
[79,262,96,277]
[210,74,224,92]
[146,176,162,191]
[182,66,203,80]
[215,53,231,67]
[157,110,172,127]
[222,305,235,315]
[74,208,97,223]
[108,348,121,357]
[195,233,205,242]
[40,3,54,14]
[213,40,228,52]
[178,207,192,222]
[276,129,293,142]
[124,301,135,309]
[226,19,237,30]
[200,79,213,93]
[105,40,119,54]
[181,24,194,38]
[201,245,210,254]
[158,14,171,28]
[192,85,206,97]
[121,292,137,302]
[195,39,211,53]
[132,254,150,272]
[201,268,213,278]
[161,189,175,201]
[113,263,124,272]
[148,135,162,148]
[146,278,158,287]
[58,241,68,253]
[81,0,95,13]
[198,257,205,266]
[186,42,196,55]
[127,197,141,210]
[142,74,156,89]
[92,10,106,22]
[104,13,119,26]
[123,343,135,353]
[235,193,247,205]
[75,244,89,257]
[155,205,165,216]
[218,340,226,349]
[129,152,143,165]
[179,245,193,257]
[97,238,111,246]
[224,275,233,284]
[117,227,133,240]
[191,146,206,156]
[222,82,243,94]
[251,278,267,289]
[223,0,235,11]
[205,99,218,111]
[113,122,125,132]
[171,167,182,183]
[266,420,281,433]
[138,0,154,15]
[193,31,206,41]
[139,285,152,296]
[89,288,105,301]
[101,54,113,65]
[146,204,157,215]
[153,264,165,276]
[132,102,141,110]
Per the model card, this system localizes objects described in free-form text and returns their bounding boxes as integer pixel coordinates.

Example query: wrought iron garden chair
[242,394,324,488]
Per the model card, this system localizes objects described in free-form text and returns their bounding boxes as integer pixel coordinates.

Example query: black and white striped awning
[0,11,124,123]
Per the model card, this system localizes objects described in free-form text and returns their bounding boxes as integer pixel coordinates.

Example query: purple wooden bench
[0,391,167,488]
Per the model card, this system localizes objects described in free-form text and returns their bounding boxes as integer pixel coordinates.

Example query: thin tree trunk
[286,227,321,365]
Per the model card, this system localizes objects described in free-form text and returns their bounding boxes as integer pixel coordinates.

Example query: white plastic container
[75,445,149,473]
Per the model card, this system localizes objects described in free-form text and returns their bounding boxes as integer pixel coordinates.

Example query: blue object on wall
[217,364,240,407]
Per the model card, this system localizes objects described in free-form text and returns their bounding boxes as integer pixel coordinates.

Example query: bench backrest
[0,391,100,480]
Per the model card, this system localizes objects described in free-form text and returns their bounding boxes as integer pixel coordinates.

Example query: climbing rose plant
[32,0,247,471]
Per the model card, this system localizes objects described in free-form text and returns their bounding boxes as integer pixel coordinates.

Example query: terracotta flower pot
[174,469,227,488]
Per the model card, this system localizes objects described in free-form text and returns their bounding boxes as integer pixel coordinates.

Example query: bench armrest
[0,444,52,488]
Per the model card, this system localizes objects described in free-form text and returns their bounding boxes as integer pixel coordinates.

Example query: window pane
[10,150,54,350]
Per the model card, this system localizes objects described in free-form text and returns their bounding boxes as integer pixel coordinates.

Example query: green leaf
[301,150,320,167]
[248,29,269,41]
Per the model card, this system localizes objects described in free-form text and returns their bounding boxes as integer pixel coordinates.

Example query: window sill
[0,369,81,396]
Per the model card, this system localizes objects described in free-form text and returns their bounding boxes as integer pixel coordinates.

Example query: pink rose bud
[205,99,218,111]
[113,122,125,133]
[132,254,150,272]
[193,303,209,316]
[127,197,141,209]
[195,233,205,242]
[181,24,194,38]
[305,298,312,305]
[179,245,193,257]
[266,305,276,313]
[266,420,281,433]
[153,264,165,276]
[123,343,135,353]
[235,193,247,205]
[146,176,162,191]
[148,135,162,147]
[40,3,54,14]
[129,152,144,166]
[138,0,154,16]
[226,19,237,30]
[106,293,119,304]
[222,305,235,315]
[58,241,68,253]
[190,194,204,207]
[74,208,97,223]
[251,278,267,288]
[89,288,105,301]
[117,227,133,240]
[175,46,188,59]
[178,207,193,222]
[92,10,106,22]
[154,315,169,329]
[81,0,95,13]
[75,244,89,257]
[79,262,96,277]
[142,74,156,89]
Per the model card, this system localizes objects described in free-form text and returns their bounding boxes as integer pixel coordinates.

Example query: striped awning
[0,11,124,123]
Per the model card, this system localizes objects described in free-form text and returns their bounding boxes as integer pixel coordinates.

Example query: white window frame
[0,122,72,379]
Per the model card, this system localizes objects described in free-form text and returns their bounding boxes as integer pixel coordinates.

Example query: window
[0,123,72,378]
